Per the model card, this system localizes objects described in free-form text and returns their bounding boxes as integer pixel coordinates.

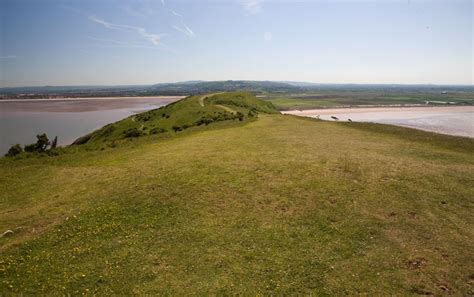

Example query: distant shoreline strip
[0,96,186,102]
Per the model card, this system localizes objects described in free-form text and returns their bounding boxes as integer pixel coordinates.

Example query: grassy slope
[1,97,473,294]
[73,92,277,146]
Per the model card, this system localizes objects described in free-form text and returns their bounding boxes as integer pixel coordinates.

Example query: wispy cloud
[87,36,158,49]
[173,24,195,37]
[0,55,16,59]
[89,15,163,45]
[161,0,165,6]
[169,9,183,18]
[86,36,176,54]
[167,9,195,37]
[241,0,262,15]
[120,5,146,17]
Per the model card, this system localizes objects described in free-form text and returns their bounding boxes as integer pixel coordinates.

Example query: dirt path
[215,104,236,114]
[198,93,223,107]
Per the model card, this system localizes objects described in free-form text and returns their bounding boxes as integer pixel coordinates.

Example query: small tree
[5,144,23,157]
[51,136,58,149]
[35,133,50,152]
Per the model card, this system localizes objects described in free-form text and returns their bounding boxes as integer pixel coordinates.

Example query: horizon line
[1,80,473,89]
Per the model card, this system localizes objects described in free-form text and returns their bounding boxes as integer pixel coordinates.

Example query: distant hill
[1,80,473,98]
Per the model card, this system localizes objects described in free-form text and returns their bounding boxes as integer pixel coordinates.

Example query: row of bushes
[123,109,255,140]
[169,110,251,133]
[6,134,58,157]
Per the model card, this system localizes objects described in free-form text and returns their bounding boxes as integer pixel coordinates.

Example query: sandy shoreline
[283,105,474,138]
[0,96,185,103]
[283,105,474,116]
[0,96,184,113]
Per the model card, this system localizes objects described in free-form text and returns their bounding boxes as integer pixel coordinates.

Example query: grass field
[264,91,474,110]
[1,93,473,295]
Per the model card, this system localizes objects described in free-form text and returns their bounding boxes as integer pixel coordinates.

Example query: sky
[0,0,472,87]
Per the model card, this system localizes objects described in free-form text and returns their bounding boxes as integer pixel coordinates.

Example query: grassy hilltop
[72,92,277,146]
[1,92,473,295]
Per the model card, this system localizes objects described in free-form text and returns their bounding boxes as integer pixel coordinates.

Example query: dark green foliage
[98,125,116,138]
[24,134,50,153]
[5,144,23,157]
[137,115,152,122]
[123,128,143,138]
[172,126,182,132]
[35,134,50,152]
[236,112,244,121]
[70,92,279,147]
[150,127,167,134]
[195,116,214,126]
[24,144,36,153]
[51,136,58,149]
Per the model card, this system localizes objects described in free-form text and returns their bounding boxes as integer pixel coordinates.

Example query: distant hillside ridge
[72,92,279,146]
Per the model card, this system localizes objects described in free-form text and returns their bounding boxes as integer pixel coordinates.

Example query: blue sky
[0,0,472,87]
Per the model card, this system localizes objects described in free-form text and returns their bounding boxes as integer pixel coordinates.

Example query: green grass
[73,91,277,147]
[1,94,473,295]
[264,91,474,110]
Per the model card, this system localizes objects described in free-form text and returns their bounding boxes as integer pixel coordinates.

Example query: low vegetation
[71,92,277,148]
[0,93,473,295]
[5,134,59,157]
[264,91,474,110]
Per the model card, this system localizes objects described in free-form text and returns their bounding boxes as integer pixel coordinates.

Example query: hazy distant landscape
[1,0,473,295]
[1,81,473,154]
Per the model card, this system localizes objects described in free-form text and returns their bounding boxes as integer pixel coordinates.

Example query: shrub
[24,143,36,153]
[124,128,142,138]
[172,126,182,132]
[23,134,50,153]
[6,144,23,157]
[99,125,116,137]
[150,127,167,134]
[35,133,50,152]
[236,112,244,121]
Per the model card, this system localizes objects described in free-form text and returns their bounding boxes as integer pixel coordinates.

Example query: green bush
[35,134,50,152]
[23,134,50,153]
[124,128,143,138]
[5,144,23,157]
[236,112,244,121]
[172,126,182,132]
[24,143,37,153]
[150,128,167,134]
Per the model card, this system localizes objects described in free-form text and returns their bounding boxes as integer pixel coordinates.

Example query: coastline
[0,96,186,103]
[283,105,474,138]
[0,96,183,113]
[282,105,474,116]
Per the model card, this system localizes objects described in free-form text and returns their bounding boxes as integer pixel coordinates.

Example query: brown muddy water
[0,97,182,155]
